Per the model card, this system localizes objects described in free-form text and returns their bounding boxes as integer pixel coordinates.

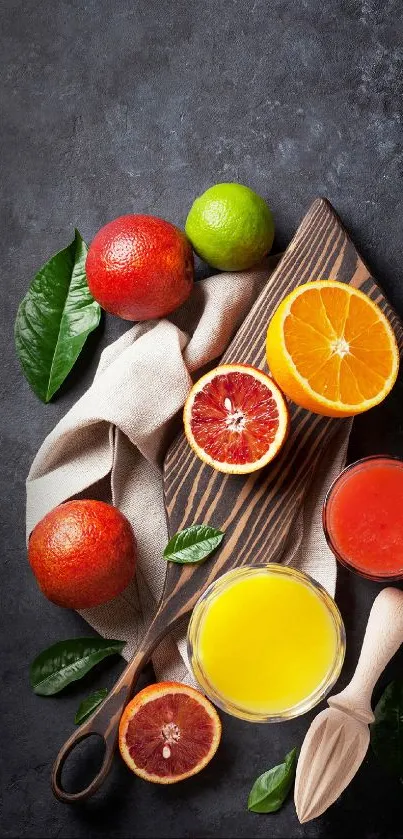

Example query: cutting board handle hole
[57,733,106,797]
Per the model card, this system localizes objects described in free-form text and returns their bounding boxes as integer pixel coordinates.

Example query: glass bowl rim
[187,563,346,723]
[323,454,403,582]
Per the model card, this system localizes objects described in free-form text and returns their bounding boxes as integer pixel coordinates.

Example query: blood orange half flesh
[183,364,289,474]
[119,682,221,784]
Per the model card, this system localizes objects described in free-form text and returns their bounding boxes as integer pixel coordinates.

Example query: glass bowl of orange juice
[187,565,345,722]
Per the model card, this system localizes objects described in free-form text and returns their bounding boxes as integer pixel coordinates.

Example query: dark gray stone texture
[1,0,403,836]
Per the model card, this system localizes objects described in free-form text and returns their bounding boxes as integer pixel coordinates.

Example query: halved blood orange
[119,682,221,784]
[266,280,399,417]
[183,364,289,474]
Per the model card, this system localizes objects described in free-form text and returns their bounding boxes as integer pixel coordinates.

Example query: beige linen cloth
[26,262,351,683]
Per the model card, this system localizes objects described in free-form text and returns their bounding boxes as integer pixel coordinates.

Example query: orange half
[266,280,399,417]
[119,682,221,784]
[183,364,289,474]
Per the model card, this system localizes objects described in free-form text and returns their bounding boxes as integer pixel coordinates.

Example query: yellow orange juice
[187,565,344,721]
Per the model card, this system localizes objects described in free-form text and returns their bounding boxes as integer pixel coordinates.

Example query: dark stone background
[1,0,403,836]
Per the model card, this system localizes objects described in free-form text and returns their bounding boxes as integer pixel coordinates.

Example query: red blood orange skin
[28,500,137,609]
[85,214,194,321]
[119,682,221,784]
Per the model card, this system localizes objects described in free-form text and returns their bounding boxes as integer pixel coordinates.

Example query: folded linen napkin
[26,262,351,683]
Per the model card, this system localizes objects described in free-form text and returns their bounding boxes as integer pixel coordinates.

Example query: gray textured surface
[1,0,403,836]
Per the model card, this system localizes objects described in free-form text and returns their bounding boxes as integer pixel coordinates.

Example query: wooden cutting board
[52,197,403,804]
[161,197,403,620]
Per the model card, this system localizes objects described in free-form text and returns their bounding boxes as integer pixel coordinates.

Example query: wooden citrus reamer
[51,198,403,803]
[295,587,403,823]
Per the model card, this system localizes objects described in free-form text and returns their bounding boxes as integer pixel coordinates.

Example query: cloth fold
[26,263,351,681]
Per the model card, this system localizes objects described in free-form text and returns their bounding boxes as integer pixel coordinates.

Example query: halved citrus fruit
[266,280,399,417]
[119,682,221,784]
[183,364,289,474]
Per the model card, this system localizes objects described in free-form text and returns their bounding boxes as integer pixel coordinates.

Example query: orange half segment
[266,280,399,417]
[119,682,221,784]
[183,364,289,474]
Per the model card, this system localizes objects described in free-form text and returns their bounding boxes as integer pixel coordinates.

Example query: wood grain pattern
[161,197,403,624]
[51,197,403,803]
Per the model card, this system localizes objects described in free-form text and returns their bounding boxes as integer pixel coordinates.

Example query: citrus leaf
[15,230,101,402]
[163,524,224,564]
[75,688,108,725]
[371,680,403,781]
[248,748,297,813]
[30,638,125,696]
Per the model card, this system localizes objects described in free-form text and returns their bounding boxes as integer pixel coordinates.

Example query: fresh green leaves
[371,680,403,781]
[30,638,125,696]
[75,688,108,724]
[15,230,101,403]
[163,524,224,565]
[248,748,297,813]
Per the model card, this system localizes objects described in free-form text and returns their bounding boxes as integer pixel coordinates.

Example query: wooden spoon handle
[51,624,161,803]
[328,587,403,723]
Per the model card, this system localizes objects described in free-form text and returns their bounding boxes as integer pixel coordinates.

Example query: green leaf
[15,229,101,402]
[75,688,108,724]
[30,638,125,696]
[248,748,297,814]
[163,524,224,565]
[371,680,403,781]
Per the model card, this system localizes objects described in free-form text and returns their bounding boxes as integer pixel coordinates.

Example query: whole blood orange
[183,364,289,474]
[119,682,221,783]
[28,500,137,609]
[85,214,194,320]
[266,280,399,417]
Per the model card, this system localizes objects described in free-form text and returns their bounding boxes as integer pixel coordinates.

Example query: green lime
[185,183,275,271]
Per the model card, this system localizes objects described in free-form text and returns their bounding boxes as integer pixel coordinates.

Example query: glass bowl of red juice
[323,455,403,581]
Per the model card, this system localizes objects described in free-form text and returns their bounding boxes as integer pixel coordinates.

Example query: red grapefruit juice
[323,456,403,580]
